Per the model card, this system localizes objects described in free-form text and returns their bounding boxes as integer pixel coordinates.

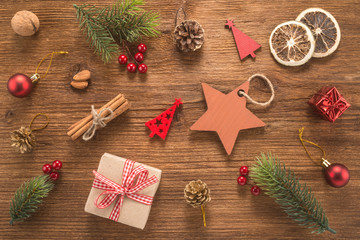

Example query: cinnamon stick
[67,95,124,137]
[70,95,127,141]
[68,93,123,132]
[104,100,130,124]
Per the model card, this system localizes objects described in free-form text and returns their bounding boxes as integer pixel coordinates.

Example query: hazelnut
[11,10,40,36]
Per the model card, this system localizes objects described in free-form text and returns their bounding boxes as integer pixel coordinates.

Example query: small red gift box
[308,86,350,122]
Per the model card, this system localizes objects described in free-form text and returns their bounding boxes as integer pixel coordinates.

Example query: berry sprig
[118,43,148,73]
[237,165,261,196]
[42,160,63,181]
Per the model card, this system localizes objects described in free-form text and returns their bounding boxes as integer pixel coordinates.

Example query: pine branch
[74,0,160,64]
[10,175,54,225]
[74,4,119,64]
[249,153,336,234]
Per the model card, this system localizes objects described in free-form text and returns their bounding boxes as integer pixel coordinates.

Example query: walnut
[11,10,40,36]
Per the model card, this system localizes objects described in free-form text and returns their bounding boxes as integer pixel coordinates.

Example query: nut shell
[71,81,88,89]
[11,10,40,36]
[73,70,91,81]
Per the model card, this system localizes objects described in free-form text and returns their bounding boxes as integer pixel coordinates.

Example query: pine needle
[10,175,54,225]
[249,153,336,234]
[74,0,160,64]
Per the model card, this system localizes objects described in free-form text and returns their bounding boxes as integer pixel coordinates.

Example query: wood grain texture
[0,0,359,239]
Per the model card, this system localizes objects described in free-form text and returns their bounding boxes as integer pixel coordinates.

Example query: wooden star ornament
[190,81,265,155]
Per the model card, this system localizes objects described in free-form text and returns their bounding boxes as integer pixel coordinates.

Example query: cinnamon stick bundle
[67,93,129,140]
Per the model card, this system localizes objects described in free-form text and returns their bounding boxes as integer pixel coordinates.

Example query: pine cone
[184,180,211,208]
[11,127,35,154]
[174,20,205,52]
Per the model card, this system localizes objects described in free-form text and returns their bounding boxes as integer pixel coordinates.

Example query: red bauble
[118,55,128,64]
[7,73,33,98]
[138,64,148,73]
[49,172,60,181]
[127,63,137,73]
[250,185,261,196]
[42,164,52,174]
[237,176,247,185]
[324,163,350,188]
[134,52,144,62]
[239,166,249,176]
[52,160,62,170]
[137,43,147,53]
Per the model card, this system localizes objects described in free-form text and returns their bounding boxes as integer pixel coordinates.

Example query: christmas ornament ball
[11,10,40,36]
[7,73,33,98]
[324,163,350,188]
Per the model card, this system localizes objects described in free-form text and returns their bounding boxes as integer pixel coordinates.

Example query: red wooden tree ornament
[145,99,183,140]
[225,19,261,60]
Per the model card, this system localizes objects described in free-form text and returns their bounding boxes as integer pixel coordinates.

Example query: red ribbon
[92,159,159,222]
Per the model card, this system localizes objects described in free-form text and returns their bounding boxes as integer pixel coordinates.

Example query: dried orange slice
[296,8,340,58]
[269,21,315,66]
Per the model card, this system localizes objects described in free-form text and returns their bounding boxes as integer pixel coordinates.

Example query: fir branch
[249,153,336,234]
[74,4,119,64]
[10,175,54,225]
[74,0,160,64]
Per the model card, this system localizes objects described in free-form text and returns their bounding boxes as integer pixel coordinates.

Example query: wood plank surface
[0,0,359,239]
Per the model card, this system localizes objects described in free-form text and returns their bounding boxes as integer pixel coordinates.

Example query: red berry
[138,64,148,73]
[137,43,147,53]
[49,172,60,181]
[240,166,249,176]
[134,52,144,62]
[52,160,62,170]
[42,164,52,174]
[237,176,247,186]
[127,63,137,73]
[118,55,128,64]
[251,186,261,196]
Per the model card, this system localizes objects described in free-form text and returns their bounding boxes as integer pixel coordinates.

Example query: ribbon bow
[92,159,159,222]
[82,105,114,141]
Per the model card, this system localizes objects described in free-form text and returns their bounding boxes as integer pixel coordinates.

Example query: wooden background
[0,0,359,239]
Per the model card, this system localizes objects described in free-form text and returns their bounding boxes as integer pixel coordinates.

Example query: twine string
[82,106,114,141]
[28,113,49,132]
[201,205,206,227]
[238,74,275,107]
[298,127,326,166]
[33,51,68,83]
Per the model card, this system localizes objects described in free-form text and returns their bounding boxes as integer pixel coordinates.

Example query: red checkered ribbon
[92,159,159,222]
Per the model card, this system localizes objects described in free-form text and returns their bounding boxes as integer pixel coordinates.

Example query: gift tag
[191,74,275,155]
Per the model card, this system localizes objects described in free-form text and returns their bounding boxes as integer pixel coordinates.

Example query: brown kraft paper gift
[85,153,162,229]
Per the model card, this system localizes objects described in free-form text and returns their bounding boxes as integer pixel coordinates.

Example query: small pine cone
[184,180,211,208]
[11,127,35,154]
[174,20,205,52]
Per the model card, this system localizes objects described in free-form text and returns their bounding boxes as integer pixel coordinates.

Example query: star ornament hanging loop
[190,74,275,155]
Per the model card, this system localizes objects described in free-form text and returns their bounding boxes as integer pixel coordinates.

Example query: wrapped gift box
[308,86,350,122]
[85,153,161,229]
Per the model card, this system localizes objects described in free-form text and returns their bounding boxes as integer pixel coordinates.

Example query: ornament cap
[30,73,40,83]
[321,158,331,168]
